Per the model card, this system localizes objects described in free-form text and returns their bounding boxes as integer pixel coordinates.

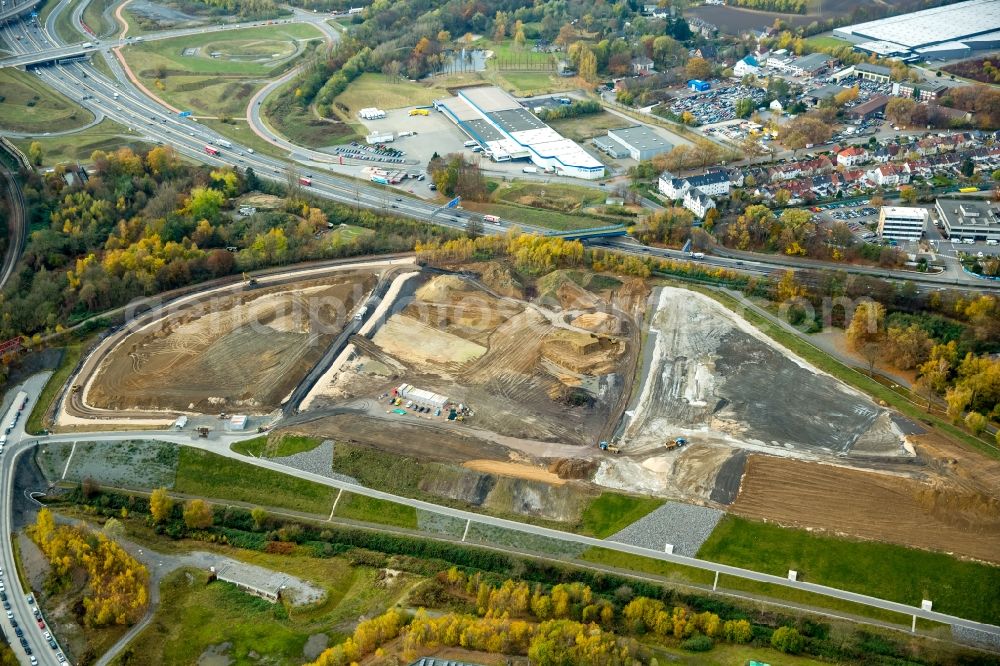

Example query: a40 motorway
[0,0,997,294]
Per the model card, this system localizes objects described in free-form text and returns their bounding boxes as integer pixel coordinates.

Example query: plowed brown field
[732,453,1000,563]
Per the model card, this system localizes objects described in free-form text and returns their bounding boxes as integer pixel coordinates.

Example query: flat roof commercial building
[877,206,927,240]
[434,86,605,179]
[605,126,673,161]
[847,95,889,121]
[834,0,1000,60]
[854,63,892,83]
[935,199,1000,241]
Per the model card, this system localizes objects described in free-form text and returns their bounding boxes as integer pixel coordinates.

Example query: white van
[987,239,998,246]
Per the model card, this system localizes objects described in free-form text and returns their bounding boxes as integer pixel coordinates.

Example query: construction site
[85,271,375,414]
[59,256,1000,562]
[307,271,641,443]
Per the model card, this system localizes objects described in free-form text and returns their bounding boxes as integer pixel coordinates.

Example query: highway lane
[0,161,26,291]
[12,418,999,644]
[1,374,66,666]
[4,0,1000,299]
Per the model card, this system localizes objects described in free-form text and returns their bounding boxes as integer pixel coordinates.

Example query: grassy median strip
[698,516,1000,625]
[174,447,335,515]
[231,434,322,458]
[333,492,418,529]
[25,342,84,435]
[579,547,716,586]
[580,492,663,538]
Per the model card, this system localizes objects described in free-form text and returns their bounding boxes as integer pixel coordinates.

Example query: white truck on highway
[522,166,537,174]
[214,139,233,149]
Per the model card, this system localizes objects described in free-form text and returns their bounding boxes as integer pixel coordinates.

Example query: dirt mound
[415,275,472,302]
[548,457,598,480]
[535,271,602,310]
[571,312,621,335]
[478,262,524,299]
[420,467,589,522]
[463,459,565,485]
[542,330,625,374]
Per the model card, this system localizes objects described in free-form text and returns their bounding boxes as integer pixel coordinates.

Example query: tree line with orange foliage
[28,509,148,628]
[308,568,757,666]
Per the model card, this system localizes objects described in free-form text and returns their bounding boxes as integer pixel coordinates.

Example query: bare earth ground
[310,273,639,445]
[732,452,1000,563]
[87,273,375,413]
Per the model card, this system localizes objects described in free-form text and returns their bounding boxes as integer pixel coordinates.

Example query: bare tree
[466,216,483,239]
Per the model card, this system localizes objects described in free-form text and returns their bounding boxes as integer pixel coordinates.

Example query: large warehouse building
[935,199,1000,242]
[434,86,605,180]
[833,0,1000,60]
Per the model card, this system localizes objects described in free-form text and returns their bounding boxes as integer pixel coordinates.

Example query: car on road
[57,654,65,663]
[29,657,36,665]
[6,610,11,619]
[37,619,45,629]
[14,627,22,637]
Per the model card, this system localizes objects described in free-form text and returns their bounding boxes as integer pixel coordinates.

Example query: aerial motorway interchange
[0,0,999,664]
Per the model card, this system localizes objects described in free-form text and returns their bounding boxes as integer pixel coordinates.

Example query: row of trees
[845,298,1000,428]
[731,0,806,13]
[29,509,148,628]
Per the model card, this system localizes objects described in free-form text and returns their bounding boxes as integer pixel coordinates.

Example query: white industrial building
[877,206,927,241]
[434,86,605,180]
[605,126,672,161]
[834,0,1000,61]
[394,383,449,409]
[935,199,1000,242]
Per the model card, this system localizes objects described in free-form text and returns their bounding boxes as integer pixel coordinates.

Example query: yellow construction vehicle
[409,108,430,116]
[664,437,688,451]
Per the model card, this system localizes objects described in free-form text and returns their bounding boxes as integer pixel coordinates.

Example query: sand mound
[416,275,471,302]
[541,330,625,374]
[571,312,621,335]
[479,262,524,299]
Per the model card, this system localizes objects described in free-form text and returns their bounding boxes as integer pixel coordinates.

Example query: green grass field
[580,492,663,538]
[12,118,151,167]
[579,547,716,585]
[698,516,1000,624]
[52,0,86,42]
[174,447,336,515]
[22,342,85,435]
[805,35,852,50]
[123,24,322,116]
[496,70,576,96]
[117,555,408,666]
[231,433,323,458]
[333,492,418,529]
[493,181,606,210]
[462,201,604,231]
[82,0,116,37]
[333,73,445,116]
[0,69,94,133]
[546,111,626,142]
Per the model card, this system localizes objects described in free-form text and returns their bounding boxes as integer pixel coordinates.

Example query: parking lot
[668,84,766,125]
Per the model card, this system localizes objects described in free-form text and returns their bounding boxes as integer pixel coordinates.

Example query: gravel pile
[272,441,358,485]
[608,502,723,556]
[953,625,1000,652]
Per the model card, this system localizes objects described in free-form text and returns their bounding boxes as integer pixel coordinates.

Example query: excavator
[598,441,621,454]
[664,437,688,451]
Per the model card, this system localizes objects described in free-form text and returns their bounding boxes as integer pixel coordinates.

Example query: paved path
[17,418,1000,642]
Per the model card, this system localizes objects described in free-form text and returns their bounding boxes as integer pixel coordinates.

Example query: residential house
[837,145,869,167]
[683,189,716,218]
[632,57,655,75]
[866,163,911,187]
[733,55,760,78]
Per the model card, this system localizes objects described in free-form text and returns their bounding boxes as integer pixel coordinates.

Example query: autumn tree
[685,57,711,81]
[847,301,886,375]
[251,507,268,530]
[772,626,804,653]
[183,499,214,529]
[886,97,916,127]
[28,141,43,166]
